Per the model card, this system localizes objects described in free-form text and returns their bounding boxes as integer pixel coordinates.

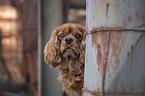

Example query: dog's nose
[65,37,73,44]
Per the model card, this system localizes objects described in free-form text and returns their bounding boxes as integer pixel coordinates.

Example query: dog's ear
[44,28,62,68]
[79,26,86,64]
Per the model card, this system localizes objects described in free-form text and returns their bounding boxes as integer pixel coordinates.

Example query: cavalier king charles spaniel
[44,23,85,96]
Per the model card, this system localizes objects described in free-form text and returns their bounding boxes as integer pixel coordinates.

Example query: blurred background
[0,0,86,96]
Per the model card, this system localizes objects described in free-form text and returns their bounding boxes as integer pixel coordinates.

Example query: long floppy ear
[79,26,86,64]
[44,29,62,68]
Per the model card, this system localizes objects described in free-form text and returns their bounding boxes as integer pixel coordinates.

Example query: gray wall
[39,0,63,96]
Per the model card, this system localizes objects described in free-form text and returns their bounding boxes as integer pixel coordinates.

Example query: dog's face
[44,23,85,67]
[58,24,84,58]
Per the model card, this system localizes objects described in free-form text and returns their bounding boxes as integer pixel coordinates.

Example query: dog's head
[44,23,85,67]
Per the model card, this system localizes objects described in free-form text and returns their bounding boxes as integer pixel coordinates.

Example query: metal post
[83,0,145,95]
[39,0,63,96]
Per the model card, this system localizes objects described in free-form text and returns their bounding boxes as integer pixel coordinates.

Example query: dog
[44,23,85,96]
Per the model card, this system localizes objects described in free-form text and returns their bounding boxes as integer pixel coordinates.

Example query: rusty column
[83,0,145,96]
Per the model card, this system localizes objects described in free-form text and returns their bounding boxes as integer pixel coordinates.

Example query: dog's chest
[59,58,83,73]
[58,58,84,88]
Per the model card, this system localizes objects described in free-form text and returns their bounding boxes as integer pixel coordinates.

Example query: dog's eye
[75,34,81,39]
[59,33,65,39]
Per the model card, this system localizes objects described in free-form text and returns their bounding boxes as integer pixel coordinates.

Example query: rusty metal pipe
[83,0,145,96]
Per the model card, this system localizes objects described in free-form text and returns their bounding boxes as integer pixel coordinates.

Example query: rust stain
[122,33,126,39]
[91,30,107,74]
[100,0,107,6]
[106,91,145,95]
[114,24,119,27]
[106,89,137,95]
[82,87,100,96]
[105,75,140,95]
[136,12,139,19]
[135,9,142,20]
[139,23,145,28]
[97,88,101,94]
[99,25,107,28]
[129,34,145,69]
[106,3,110,17]
[93,16,95,20]
[127,52,133,69]
[107,32,123,72]
[106,81,145,95]
[97,44,102,71]
[105,75,121,95]
[130,45,134,68]
[127,52,130,60]
[102,31,110,96]
[128,16,132,22]
[114,0,118,16]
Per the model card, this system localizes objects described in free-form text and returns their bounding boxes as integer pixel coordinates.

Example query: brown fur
[44,23,85,96]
